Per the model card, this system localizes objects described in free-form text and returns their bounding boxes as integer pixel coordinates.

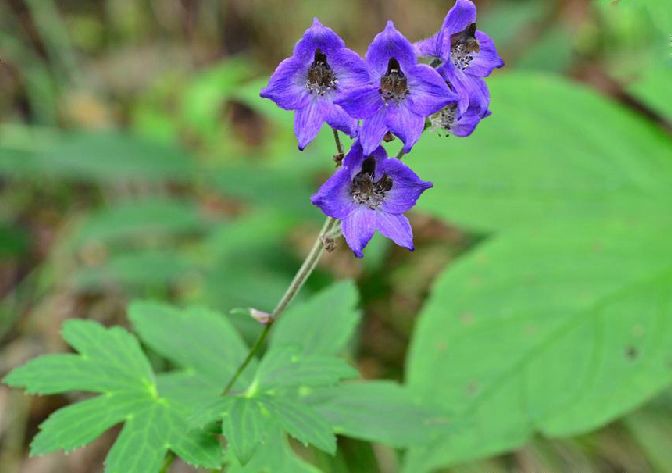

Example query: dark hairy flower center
[430,103,458,136]
[307,49,337,95]
[379,58,408,103]
[450,23,480,70]
[350,156,393,209]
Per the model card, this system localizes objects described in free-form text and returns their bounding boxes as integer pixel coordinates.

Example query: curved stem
[271,216,335,318]
[220,216,335,395]
[220,131,344,396]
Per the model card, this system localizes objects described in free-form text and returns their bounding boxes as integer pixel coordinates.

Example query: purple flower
[429,102,491,137]
[415,0,503,114]
[311,141,432,258]
[336,21,457,155]
[260,18,369,150]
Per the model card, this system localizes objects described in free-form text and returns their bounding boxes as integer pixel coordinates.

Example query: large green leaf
[408,73,672,471]
[4,320,222,472]
[413,73,672,232]
[405,219,672,471]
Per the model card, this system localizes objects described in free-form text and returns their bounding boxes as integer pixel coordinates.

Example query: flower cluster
[261,0,503,258]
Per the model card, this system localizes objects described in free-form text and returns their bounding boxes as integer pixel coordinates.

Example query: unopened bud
[249,308,272,324]
[230,308,273,324]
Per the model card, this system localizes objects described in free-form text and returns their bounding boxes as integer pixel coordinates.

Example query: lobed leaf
[255,346,358,391]
[270,281,360,356]
[4,319,223,473]
[263,397,337,455]
[221,398,269,464]
[306,381,449,448]
[129,301,251,388]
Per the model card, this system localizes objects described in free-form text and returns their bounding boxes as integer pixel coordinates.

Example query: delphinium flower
[429,102,491,137]
[260,18,369,150]
[336,21,457,155]
[415,0,503,127]
[311,141,432,258]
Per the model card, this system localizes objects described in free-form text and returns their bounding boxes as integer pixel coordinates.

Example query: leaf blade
[406,219,672,471]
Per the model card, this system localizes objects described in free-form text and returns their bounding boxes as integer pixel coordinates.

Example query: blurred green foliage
[0,0,671,472]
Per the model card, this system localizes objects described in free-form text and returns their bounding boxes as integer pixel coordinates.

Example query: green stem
[270,216,336,318]
[222,322,271,394]
[220,131,343,395]
[221,216,335,395]
[159,452,175,473]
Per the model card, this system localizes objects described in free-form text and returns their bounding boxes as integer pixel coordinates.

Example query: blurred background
[0,0,670,472]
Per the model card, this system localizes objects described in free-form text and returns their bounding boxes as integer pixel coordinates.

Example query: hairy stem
[220,131,343,396]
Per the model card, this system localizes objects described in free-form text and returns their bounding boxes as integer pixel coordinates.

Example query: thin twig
[222,323,272,394]
[219,130,344,396]
[271,217,336,318]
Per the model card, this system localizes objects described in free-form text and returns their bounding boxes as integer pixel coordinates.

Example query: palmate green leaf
[254,346,358,391]
[3,320,222,472]
[225,423,321,473]
[305,381,448,448]
[129,301,253,390]
[190,283,361,469]
[265,397,337,454]
[270,281,360,356]
[219,396,336,463]
[405,219,672,472]
[192,393,336,464]
[221,398,268,464]
[413,73,672,232]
